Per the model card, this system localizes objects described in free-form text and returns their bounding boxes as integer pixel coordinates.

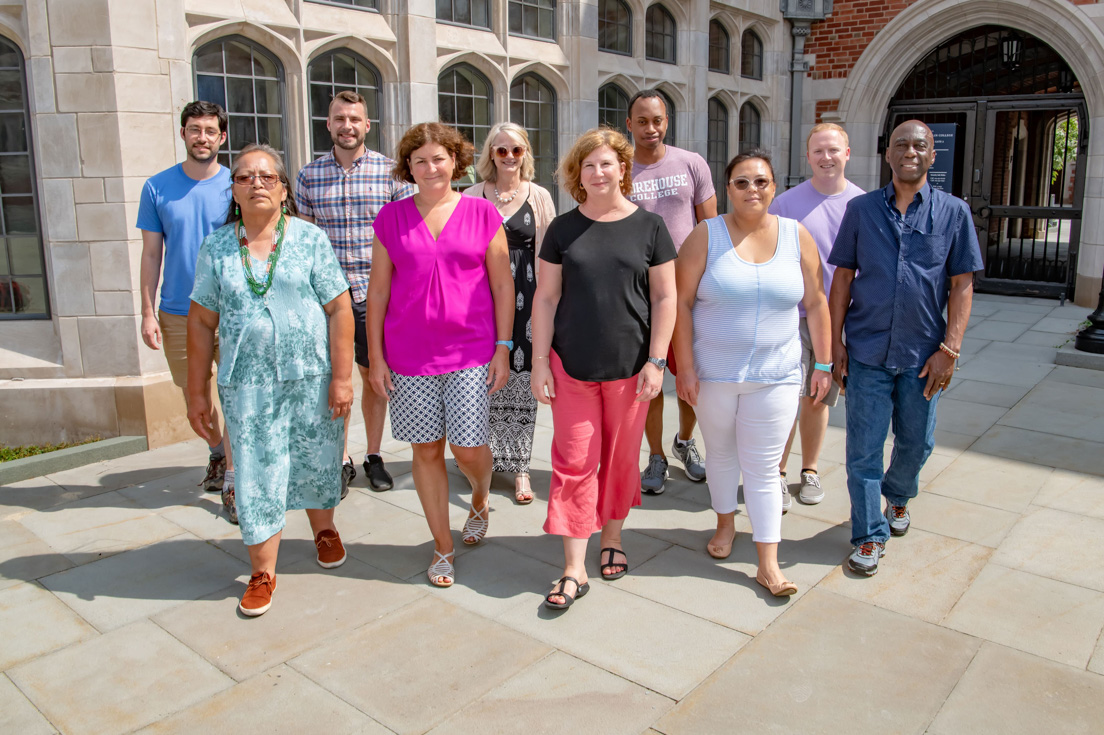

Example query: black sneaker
[200,455,226,493]
[341,460,355,500]
[363,454,394,491]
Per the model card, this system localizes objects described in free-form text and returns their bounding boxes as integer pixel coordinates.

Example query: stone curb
[1055,345,1104,372]
[0,436,148,486]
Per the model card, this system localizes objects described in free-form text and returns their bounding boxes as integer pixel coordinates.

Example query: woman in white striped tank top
[671,151,833,598]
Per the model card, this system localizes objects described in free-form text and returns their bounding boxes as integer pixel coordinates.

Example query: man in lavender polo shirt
[626,89,718,495]
[770,123,864,511]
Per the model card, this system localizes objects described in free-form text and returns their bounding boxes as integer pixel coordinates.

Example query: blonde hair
[806,122,849,150]
[476,122,536,183]
[557,127,634,203]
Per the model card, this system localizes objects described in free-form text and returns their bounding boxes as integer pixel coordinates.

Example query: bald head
[886,119,935,186]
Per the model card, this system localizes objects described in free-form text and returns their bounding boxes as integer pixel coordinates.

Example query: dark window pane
[524,8,538,36]
[0,113,26,152]
[3,196,36,234]
[0,43,21,69]
[255,79,280,115]
[312,119,330,155]
[310,84,333,118]
[229,115,255,149]
[309,60,332,83]
[13,276,45,315]
[227,77,254,113]
[261,117,283,151]
[509,3,521,33]
[333,53,356,86]
[253,50,278,79]
[194,48,223,74]
[0,155,32,194]
[225,41,253,76]
[437,0,452,21]
[195,75,225,108]
[9,235,42,274]
[0,70,22,111]
[0,239,9,276]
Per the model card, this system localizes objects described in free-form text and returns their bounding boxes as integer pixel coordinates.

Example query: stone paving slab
[992,506,1104,592]
[153,556,424,681]
[136,665,384,734]
[928,643,1104,735]
[943,564,1104,668]
[653,590,979,734]
[290,596,551,735]
[39,535,244,632]
[0,582,97,670]
[0,520,73,591]
[0,673,56,735]
[427,651,674,735]
[7,620,233,735]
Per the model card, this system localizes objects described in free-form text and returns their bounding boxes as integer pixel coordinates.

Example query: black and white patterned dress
[487,192,538,473]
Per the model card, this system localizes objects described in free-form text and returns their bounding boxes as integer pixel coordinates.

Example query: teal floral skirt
[219,373,344,546]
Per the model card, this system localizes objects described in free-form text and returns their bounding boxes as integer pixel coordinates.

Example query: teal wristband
[813,362,833,373]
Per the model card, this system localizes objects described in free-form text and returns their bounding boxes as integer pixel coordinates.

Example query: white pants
[695,381,800,543]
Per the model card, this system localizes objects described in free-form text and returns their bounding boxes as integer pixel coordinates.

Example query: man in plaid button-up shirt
[296,90,414,496]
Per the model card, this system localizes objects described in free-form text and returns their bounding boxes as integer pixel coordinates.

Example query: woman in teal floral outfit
[187,143,355,617]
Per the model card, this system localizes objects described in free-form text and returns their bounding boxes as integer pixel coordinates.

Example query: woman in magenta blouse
[367,122,514,587]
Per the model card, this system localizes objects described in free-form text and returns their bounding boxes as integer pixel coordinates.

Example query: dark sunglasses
[728,177,773,191]
[494,145,526,158]
[232,173,281,188]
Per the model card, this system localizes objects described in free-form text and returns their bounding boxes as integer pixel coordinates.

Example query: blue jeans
[845,358,941,546]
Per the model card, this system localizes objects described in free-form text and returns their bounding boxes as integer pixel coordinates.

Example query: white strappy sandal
[462,503,489,545]
[427,550,455,587]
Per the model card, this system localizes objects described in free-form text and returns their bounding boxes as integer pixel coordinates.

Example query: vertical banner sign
[927,123,958,192]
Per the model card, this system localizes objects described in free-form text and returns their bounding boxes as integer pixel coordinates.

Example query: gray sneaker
[780,475,792,514]
[798,471,824,505]
[847,541,884,576]
[671,435,706,482]
[885,503,911,536]
[641,454,669,495]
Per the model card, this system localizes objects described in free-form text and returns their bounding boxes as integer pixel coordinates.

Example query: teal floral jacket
[190,217,349,387]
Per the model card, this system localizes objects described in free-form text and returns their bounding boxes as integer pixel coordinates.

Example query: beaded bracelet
[939,342,960,360]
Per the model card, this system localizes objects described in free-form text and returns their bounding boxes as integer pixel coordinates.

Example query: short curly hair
[557,127,634,203]
[392,122,475,183]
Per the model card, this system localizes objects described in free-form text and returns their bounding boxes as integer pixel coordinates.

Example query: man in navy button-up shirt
[828,120,983,576]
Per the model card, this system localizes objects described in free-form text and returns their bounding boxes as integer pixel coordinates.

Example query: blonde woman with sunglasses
[670,150,832,599]
[464,122,556,505]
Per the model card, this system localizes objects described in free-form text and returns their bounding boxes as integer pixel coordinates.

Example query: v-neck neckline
[412,195,462,243]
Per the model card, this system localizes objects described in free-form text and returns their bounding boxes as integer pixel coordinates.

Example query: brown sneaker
[200,455,226,493]
[239,571,276,617]
[315,529,346,569]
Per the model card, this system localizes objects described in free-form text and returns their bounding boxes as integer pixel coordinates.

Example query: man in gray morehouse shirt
[625,89,717,496]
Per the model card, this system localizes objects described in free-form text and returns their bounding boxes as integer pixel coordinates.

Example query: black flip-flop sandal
[544,576,590,610]
[600,547,629,580]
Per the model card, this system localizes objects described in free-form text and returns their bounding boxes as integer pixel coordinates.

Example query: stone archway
[835,0,1104,306]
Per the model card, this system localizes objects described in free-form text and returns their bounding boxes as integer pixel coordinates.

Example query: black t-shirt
[539,207,677,381]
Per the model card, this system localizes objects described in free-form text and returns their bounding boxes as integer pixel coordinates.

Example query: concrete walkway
[2,293,1104,735]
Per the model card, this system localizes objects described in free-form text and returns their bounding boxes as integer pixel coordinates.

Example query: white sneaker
[780,475,792,514]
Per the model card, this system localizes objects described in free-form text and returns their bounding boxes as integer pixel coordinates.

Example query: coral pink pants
[543,352,650,539]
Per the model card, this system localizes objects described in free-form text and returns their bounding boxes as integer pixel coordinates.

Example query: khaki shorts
[798,317,840,407]
[158,310,219,391]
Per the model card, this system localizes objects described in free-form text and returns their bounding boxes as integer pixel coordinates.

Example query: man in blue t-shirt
[137,101,236,519]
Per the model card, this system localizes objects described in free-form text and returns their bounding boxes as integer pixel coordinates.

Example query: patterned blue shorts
[389,363,490,446]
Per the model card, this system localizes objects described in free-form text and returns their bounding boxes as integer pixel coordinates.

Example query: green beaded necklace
[237,214,286,297]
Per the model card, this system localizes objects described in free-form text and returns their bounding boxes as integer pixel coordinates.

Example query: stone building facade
[2,0,1103,447]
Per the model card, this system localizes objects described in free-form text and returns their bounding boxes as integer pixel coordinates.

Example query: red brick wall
[814,99,839,123]
[806,0,1100,80]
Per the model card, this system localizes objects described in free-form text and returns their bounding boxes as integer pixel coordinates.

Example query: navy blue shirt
[828,182,983,369]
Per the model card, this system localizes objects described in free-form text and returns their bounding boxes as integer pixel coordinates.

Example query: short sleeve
[691,153,716,207]
[294,169,315,218]
[649,216,678,266]
[945,202,984,276]
[372,200,397,250]
[477,197,503,248]
[392,177,415,202]
[136,179,163,233]
[308,224,351,304]
[189,233,221,312]
[538,215,565,264]
[827,200,861,270]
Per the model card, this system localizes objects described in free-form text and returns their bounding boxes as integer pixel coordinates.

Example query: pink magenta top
[373,195,503,376]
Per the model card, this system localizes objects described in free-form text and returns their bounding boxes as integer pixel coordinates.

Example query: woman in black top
[464,123,557,504]
[531,128,677,610]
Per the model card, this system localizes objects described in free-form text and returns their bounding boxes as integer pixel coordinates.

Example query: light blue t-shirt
[136,164,233,316]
